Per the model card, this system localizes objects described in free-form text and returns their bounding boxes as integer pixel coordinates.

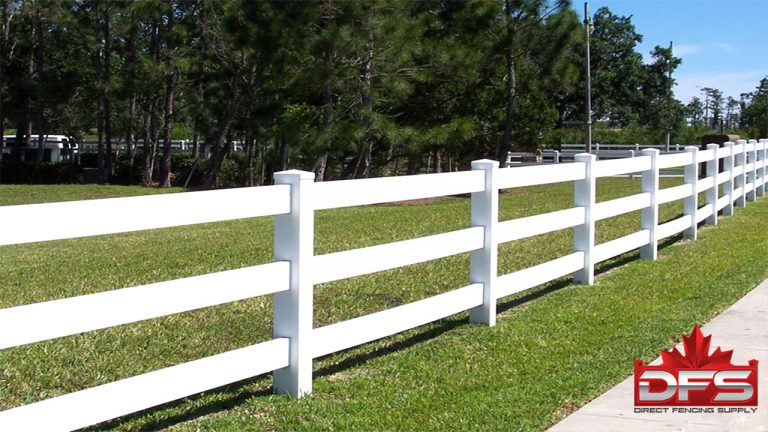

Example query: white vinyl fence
[0,139,766,430]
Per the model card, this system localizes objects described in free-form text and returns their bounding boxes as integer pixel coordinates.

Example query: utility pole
[703,88,710,129]
[664,41,672,152]
[584,2,593,154]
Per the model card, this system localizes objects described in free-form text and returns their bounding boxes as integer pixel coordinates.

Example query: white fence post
[273,169,315,398]
[748,139,758,202]
[640,148,659,260]
[554,150,560,164]
[760,139,767,197]
[706,144,719,225]
[735,139,747,208]
[573,153,596,284]
[683,146,698,240]
[469,160,499,326]
[723,142,735,216]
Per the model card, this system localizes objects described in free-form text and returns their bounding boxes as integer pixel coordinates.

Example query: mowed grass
[0,179,766,431]
[0,184,183,206]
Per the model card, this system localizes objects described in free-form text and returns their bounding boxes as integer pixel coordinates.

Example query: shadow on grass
[87,316,470,431]
[86,234,685,431]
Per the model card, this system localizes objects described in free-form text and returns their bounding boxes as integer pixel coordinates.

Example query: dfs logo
[634,324,758,406]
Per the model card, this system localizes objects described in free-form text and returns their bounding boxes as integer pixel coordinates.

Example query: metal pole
[584,2,592,154]
[664,41,672,152]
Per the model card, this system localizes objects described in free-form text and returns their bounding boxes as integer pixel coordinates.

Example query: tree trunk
[315,8,336,182]
[432,149,442,173]
[96,49,105,177]
[34,5,44,162]
[14,121,23,149]
[125,23,138,161]
[353,141,369,179]
[192,1,206,162]
[159,4,175,187]
[192,129,200,159]
[24,11,33,152]
[142,19,161,185]
[159,71,175,187]
[142,103,156,185]
[201,92,243,189]
[101,3,113,181]
[276,137,288,172]
[406,153,421,175]
[257,134,267,185]
[340,153,359,179]
[313,153,328,181]
[0,0,10,182]
[355,31,373,179]
[126,94,136,161]
[495,0,516,162]
[243,127,256,187]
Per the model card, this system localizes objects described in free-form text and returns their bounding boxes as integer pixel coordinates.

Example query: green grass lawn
[0,184,183,206]
[0,180,766,431]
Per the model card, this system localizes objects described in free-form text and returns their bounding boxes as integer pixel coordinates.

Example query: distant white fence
[564,143,688,163]
[0,139,766,430]
[506,143,692,166]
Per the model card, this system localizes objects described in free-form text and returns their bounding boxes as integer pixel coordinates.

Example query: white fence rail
[0,139,766,431]
[509,143,693,166]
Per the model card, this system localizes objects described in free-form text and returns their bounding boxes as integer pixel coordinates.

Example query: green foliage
[0,2,763,187]
[0,160,81,184]
[587,7,646,126]
[740,77,768,138]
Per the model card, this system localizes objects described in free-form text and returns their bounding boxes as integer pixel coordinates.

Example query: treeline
[0,0,765,188]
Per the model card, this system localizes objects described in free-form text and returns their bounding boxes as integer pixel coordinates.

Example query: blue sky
[574,0,768,104]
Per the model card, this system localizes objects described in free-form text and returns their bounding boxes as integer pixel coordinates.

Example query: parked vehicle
[2,135,79,163]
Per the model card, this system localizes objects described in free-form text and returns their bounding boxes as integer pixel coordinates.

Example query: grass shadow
[497,279,572,315]
[85,234,687,431]
[86,316,469,431]
[89,282,574,431]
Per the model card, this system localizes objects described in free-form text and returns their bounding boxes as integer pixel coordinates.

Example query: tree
[640,44,682,140]
[724,96,739,131]
[740,77,768,138]
[0,0,20,182]
[686,97,703,126]
[699,87,724,131]
[587,6,645,127]
[493,0,572,161]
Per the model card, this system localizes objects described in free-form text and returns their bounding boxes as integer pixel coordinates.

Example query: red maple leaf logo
[634,324,759,406]
[659,324,735,369]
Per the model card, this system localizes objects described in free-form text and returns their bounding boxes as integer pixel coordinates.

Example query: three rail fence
[0,139,766,430]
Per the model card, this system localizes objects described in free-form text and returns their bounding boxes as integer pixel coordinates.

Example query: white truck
[2,135,79,163]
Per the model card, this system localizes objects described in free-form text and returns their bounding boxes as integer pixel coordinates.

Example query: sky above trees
[578,0,768,103]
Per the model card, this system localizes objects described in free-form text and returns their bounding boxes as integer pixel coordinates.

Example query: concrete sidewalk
[549,278,768,432]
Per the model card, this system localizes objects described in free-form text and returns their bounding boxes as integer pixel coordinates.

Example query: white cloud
[674,69,765,103]
[673,44,704,57]
[715,42,735,52]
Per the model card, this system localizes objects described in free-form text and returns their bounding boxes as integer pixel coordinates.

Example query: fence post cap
[574,153,596,161]
[684,146,699,152]
[640,148,660,155]
[274,170,315,182]
[471,159,499,168]
[706,143,719,149]
[724,141,735,147]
